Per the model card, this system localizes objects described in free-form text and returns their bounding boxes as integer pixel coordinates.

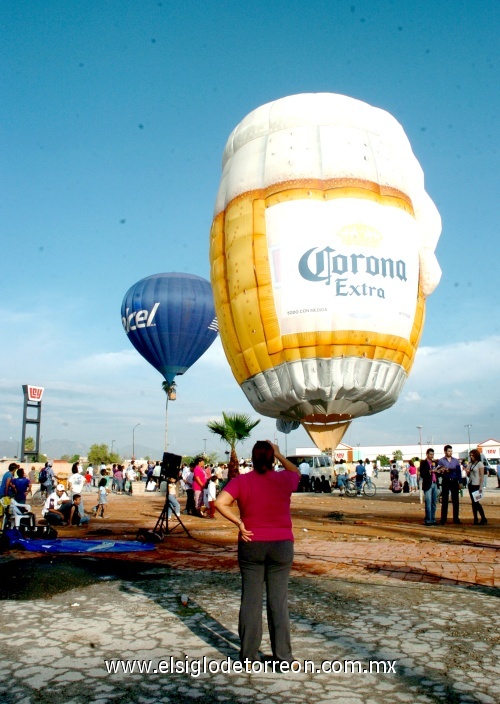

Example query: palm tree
[207,412,260,480]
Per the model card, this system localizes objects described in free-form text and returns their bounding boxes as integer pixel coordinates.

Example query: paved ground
[0,477,499,703]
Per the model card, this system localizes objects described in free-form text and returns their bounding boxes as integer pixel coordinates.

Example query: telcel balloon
[210,93,441,449]
[121,273,218,385]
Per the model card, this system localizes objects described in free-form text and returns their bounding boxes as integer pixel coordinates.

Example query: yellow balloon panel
[211,185,425,380]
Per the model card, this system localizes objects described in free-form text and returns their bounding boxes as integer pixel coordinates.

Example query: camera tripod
[154,497,192,538]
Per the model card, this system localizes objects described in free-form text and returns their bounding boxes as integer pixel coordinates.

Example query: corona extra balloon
[209,93,441,450]
[121,273,218,385]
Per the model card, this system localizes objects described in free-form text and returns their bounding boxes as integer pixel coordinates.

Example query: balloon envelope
[121,273,218,385]
[210,93,441,445]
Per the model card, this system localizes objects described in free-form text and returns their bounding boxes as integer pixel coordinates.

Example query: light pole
[163,381,176,452]
[356,443,361,461]
[9,436,19,458]
[465,424,472,453]
[203,438,207,455]
[132,423,140,459]
[416,425,423,459]
[111,440,116,454]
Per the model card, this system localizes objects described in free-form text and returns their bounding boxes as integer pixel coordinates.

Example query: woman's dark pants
[468,484,486,522]
[237,540,294,662]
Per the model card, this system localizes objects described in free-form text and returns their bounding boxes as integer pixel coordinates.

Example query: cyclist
[355,459,365,495]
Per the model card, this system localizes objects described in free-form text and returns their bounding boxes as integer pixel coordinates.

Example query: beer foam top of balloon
[214,93,441,297]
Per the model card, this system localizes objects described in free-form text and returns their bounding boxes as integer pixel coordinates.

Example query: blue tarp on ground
[5,529,156,553]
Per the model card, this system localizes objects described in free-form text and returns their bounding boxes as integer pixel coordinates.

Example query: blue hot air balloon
[121,273,218,385]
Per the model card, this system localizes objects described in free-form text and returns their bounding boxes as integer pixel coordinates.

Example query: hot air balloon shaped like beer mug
[210,94,441,450]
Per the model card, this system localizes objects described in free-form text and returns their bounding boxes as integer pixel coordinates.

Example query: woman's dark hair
[99,478,107,487]
[72,466,78,474]
[469,449,481,463]
[252,441,275,474]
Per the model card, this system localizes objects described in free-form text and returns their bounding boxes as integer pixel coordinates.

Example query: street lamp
[132,423,140,459]
[9,437,19,458]
[356,443,361,461]
[464,424,472,453]
[203,438,207,455]
[416,425,423,459]
[111,440,116,455]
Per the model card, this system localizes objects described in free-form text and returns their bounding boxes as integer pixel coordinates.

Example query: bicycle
[345,475,377,498]
[31,486,49,506]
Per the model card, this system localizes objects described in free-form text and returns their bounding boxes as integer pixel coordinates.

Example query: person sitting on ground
[391,476,403,493]
[42,484,72,526]
[11,467,32,504]
[320,475,332,493]
[69,495,90,526]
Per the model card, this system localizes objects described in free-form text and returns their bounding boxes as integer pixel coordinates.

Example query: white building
[294,439,498,463]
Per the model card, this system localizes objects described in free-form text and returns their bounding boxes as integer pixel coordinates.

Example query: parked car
[484,457,499,476]
[481,455,497,476]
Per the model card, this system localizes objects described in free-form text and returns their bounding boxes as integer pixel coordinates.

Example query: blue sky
[2,0,499,459]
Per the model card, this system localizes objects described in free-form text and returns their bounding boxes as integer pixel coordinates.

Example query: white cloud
[404,391,421,402]
[2,333,499,457]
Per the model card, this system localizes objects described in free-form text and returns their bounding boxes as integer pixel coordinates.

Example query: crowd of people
[0,444,495,533]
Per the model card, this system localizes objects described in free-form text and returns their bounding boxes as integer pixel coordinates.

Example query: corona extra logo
[298,246,407,286]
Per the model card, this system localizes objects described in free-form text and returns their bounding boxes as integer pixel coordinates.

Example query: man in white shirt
[67,467,86,518]
[298,459,311,492]
[126,463,136,495]
[42,484,71,525]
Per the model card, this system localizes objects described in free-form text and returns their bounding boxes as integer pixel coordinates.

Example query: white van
[286,454,337,482]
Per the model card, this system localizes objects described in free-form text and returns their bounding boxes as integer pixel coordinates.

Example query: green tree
[207,412,260,480]
[24,436,35,452]
[88,444,106,465]
[376,454,390,467]
[392,449,403,461]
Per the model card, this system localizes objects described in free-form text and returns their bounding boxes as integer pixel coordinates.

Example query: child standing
[167,477,180,520]
[205,475,218,519]
[94,478,108,518]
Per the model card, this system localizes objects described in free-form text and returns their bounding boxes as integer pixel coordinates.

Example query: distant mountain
[0,438,165,461]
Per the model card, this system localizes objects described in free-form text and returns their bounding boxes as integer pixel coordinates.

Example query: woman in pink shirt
[215,440,300,665]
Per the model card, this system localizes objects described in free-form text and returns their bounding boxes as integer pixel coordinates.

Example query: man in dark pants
[419,448,438,525]
[438,444,462,525]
